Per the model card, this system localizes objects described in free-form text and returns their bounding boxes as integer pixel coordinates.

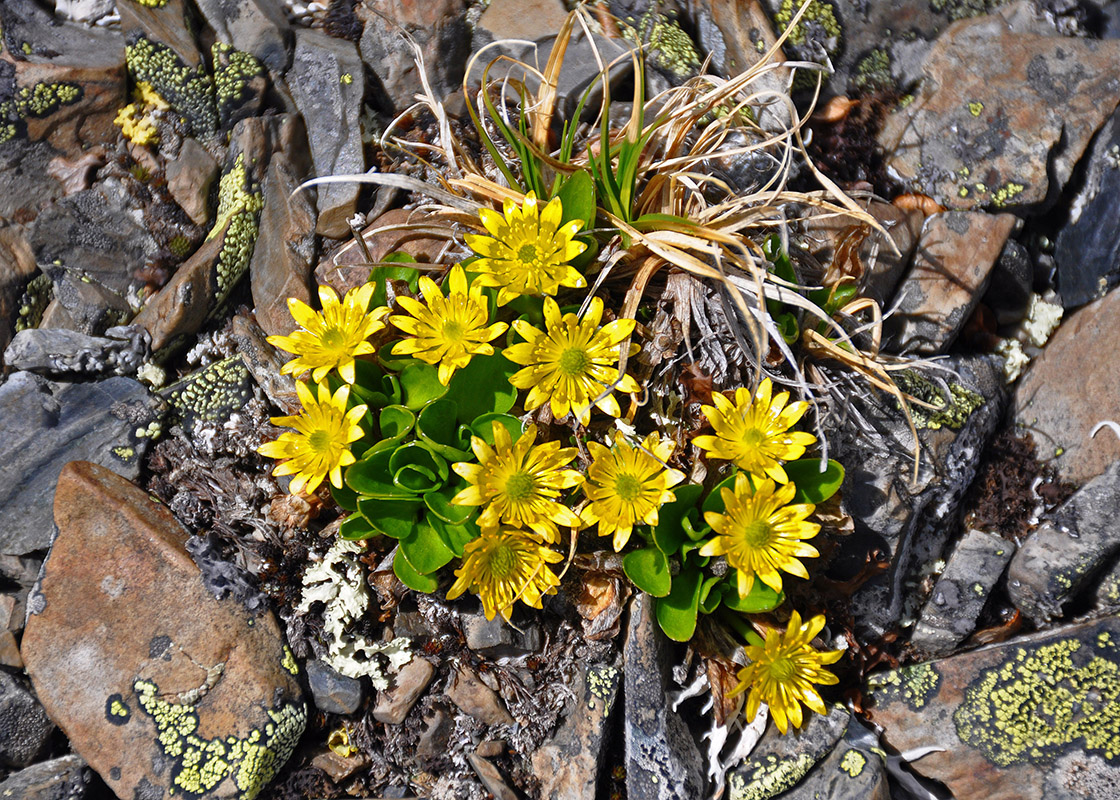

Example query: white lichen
[1020,294,1063,348]
[297,539,412,688]
[995,338,1029,383]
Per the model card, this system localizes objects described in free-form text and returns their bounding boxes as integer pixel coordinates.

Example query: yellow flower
[446,527,565,620]
[693,378,817,484]
[582,432,686,551]
[503,297,640,425]
[389,265,508,385]
[729,611,843,734]
[451,422,583,543]
[700,473,820,597]
[258,381,367,494]
[463,192,587,305]
[268,283,389,384]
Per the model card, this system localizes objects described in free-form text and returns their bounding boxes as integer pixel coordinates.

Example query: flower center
[741,427,765,449]
[742,519,772,548]
[308,429,333,453]
[768,656,796,683]
[558,347,591,376]
[442,319,465,341]
[320,327,347,350]
[488,543,517,579]
[504,471,536,502]
[614,473,643,502]
[517,244,538,264]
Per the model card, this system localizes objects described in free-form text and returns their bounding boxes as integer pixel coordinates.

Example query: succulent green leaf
[784,458,845,504]
[656,566,703,642]
[399,521,455,575]
[424,478,475,525]
[368,258,419,307]
[393,547,440,593]
[338,512,377,540]
[416,398,473,459]
[378,405,416,445]
[699,574,725,615]
[356,497,424,539]
[622,547,672,597]
[469,413,523,446]
[399,361,449,410]
[330,480,359,511]
[652,483,703,554]
[722,582,785,614]
[346,448,409,498]
[445,354,518,421]
[430,514,478,558]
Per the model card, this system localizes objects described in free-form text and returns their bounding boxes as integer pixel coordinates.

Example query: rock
[212,43,270,131]
[0,594,16,631]
[0,374,162,556]
[986,238,1034,326]
[160,355,256,440]
[229,314,301,414]
[372,657,435,724]
[0,223,38,354]
[116,0,204,71]
[289,29,365,238]
[911,528,1017,656]
[193,0,293,74]
[307,659,364,716]
[725,706,849,800]
[315,208,455,296]
[776,730,890,800]
[0,754,90,800]
[866,615,1120,800]
[40,278,133,337]
[880,11,1120,211]
[1013,287,1120,485]
[477,0,569,42]
[356,0,469,113]
[883,211,1018,355]
[135,231,228,351]
[250,151,316,338]
[1055,108,1120,308]
[0,671,55,768]
[166,137,220,226]
[415,707,454,767]
[0,0,127,153]
[531,654,622,800]
[462,613,542,657]
[624,594,704,800]
[22,461,306,800]
[0,555,41,632]
[0,140,64,223]
[4,325,150,377]
[829,355,1006,637]
[0,630,24,669]
[1008,462,1120,623]
[446,665,514,727]
[310,748,368,783]
[466,754,518,800]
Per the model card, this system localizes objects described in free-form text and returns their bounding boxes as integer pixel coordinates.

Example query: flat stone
[4,325,150,378]
[1013,287,1120,485]
[446,665,514,727]
[229,314,301,414]
[117,0,203,70]
[531,654,621,800]
[0,671,54,768]
[22,461,306,800]
[866,615,1120,800]
[0,754,89,800]
[289,29,365,238]
[415,707,453,768]
[307,659,364,716]
[0,374,162,556]
[0,140,64,225]
[372,656,435,724]
[310,748,368,783]
[466,754,518,800]
[0,223,38,353]
[0,594,16,631]
[880,12,1120,211]
[477,0,568,41]
[624,594,704,800]
[1008,462,1120,623]
[0,630,23,669]
[193,0,292,74]
[250,150,316,339]
[912,529,1016,656]
[884,211,1018,355]
[775,728,891,800]
[167,137,220,226]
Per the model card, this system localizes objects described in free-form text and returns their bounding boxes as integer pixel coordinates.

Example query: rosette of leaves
[622,459,844,642]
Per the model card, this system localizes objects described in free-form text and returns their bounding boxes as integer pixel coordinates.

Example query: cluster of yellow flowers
[259,192,842,733]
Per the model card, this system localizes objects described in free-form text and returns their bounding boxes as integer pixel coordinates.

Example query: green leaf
[445,354,518,422]
[469,413,523,446]
[377,343,415,373]
[416,399,472,460]
[622,548,672,597]
[652,483,703,554]
[389,442,448,493]
[784,458,845,504]
[330,480,359,512]
[399,361,448,410]
[722,581,785,614]
[393,547,440,593]
[430,514,478,558]
[776,312,800,344]
[699,574,724,615]
[656,567,703,642]
[399,521,455,575]
[378,405,416,445]
[557,169,596,232]
[339,512,377,540]
[346,448,410,498]
[368,260,420,307]
[424,479,474,525]
[357,497,424,539]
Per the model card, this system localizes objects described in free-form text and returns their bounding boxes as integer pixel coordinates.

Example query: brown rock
[117,0,204,70]
[1013,288,1120,486]
[22,462,305,800]
[880,13,1120,210]
[372,657,436,725]
[250,153,316,338]
[446,665,514,726]
[866,616,1120,800]
[0,224,37,355]
[477,0,569,41]
[167,138,220,226]
[466,754,518,800]
[0,631,22,669]
[884,211,1017,355]
[229,314,301,414]
[309,748,368,783]
[0,594,16,631]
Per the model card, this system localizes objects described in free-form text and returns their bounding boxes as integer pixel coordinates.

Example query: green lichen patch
[619,9,701,79]
[128,0,171,7]
[953,635,1120,767]
[586,664,620,713]
[867,662,941,711]
[209,153,263,306]
[15,272,53,332]
[838,748,866,777]
[125,34,218,136]
[106,693,132,726]
[930,0,1009,21]
[132,677,306,800]
[772,0,842,90]
[894,370,985,430]
[212,43,266,130]
[728,752,816,800]
[0,81,83,143]
[851,49,892,93]
[162,355,254,435]
[281,646,299,677]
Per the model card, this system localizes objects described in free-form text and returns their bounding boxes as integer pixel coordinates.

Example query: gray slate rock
[624,594,704,800]
[4,325,150,377]
[462,612,542,657]
[0,140,64,224]
[1008,460,1120,623]
[193,0,292,73]
[289,29,366,239]
[307,659,364,716]
[912,529,1016,656]
[0,373,163,556]
[0,755,89,800]
[0,671,55,768]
